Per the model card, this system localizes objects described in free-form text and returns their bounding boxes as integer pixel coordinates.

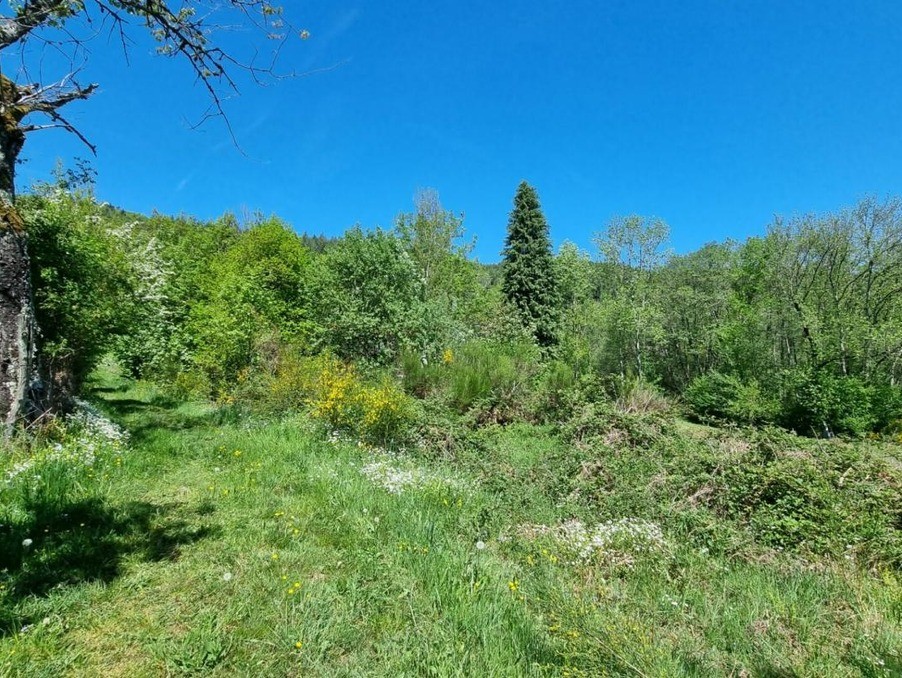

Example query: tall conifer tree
[501,181,559,346]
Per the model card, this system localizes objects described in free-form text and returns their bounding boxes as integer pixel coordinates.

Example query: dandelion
[223,572,233,582]
[295,640,303,649]
[21,538,32,548]
[475,540,486,551]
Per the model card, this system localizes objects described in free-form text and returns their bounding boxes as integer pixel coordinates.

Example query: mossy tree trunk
[0,111,35,432]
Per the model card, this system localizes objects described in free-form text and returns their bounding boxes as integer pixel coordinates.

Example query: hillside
[1,366,899,676]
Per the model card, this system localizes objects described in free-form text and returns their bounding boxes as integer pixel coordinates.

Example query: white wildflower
[518,518,668,567]
[360,452,468,496]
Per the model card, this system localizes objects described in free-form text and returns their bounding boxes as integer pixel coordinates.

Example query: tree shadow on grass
[0,495,218,636]
[94,393,230,444]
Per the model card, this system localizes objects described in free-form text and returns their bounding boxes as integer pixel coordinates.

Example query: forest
[1,173,900,675]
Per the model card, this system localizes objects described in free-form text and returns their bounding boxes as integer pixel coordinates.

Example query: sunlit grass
[1,368,899,676]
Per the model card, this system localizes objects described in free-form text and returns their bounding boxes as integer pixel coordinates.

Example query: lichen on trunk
[0,77,36,432]
[0,219,35,431]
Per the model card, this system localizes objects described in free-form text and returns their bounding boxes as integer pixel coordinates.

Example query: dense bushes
[777,369,876,437]
[542,404,902,567]
[20,189,134,397]
[311,227,428,364]
[684,372,777,426]
[22,176,902,441]
[248,351,414,444]
[685,368,901,438]
[401,339,541,422]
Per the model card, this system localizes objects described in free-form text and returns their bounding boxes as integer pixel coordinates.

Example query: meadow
[1,364,899,676]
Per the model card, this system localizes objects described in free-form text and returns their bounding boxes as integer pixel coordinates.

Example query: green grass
[1,368,900,676]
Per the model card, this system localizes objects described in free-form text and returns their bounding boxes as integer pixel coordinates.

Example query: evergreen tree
[501,181,560,346]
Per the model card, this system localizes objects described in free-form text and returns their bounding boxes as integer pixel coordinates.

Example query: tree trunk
[0,111,35,433]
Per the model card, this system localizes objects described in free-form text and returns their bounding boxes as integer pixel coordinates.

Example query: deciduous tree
[0,1,298,428]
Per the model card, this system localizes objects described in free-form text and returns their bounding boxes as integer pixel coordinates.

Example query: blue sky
[14,0,902,262]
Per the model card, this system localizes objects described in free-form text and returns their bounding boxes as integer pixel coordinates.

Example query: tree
[0,1,298,428]
[395,188,469,301]
[312,227,426,364]
[594,215,670,380]
[554,241,594,308]
[500,181,559,347]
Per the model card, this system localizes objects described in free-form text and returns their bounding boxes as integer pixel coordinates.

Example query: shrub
[446,340,540,422]
[684,372,777,425]
[311,227,427,364]
[21,188,134,397]
[871,383,902,435]
[399,349,446,398]
[531,360,578,420]
[708,428,902,565]
[779,369,875,437]
[400,339,541,423]
[612,376,672,416]
[264,352,414,444]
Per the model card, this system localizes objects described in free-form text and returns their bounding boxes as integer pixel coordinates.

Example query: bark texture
[0,76,34,430]
[0,224,34,429]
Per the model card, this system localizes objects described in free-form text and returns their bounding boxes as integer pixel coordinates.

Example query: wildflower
[475,540,486,551]
[518,518,667,566]
[223,572,233,582]
[508,579,520,593]
[360,454,468,496]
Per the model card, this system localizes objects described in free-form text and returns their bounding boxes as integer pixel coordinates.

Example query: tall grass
[1,368,899,676]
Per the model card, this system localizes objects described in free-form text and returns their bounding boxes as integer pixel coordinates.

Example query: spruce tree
[501,181,559,347]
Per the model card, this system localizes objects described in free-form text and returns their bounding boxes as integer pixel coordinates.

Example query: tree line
[18,174,902,437]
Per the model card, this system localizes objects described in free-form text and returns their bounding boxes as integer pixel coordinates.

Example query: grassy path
[3,376,556,676]
[2,373,900,676]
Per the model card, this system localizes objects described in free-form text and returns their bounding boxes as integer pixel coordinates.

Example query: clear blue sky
[15,0,902,261]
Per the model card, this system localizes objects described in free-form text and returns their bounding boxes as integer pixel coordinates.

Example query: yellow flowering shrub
[356,378,413,443]
[268,352,414,443]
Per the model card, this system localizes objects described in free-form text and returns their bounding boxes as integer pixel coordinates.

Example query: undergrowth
[0,366,899,676]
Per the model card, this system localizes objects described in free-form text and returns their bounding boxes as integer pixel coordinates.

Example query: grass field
[1,369,900,676]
